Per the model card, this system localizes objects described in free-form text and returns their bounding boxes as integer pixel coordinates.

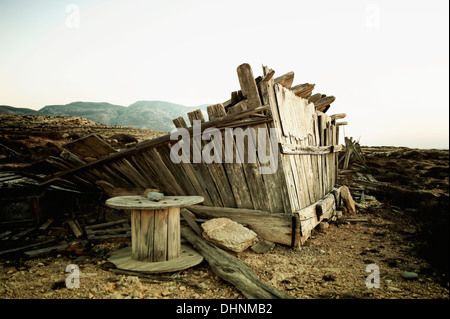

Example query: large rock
[340,185,356,214]
[201,218,258,253]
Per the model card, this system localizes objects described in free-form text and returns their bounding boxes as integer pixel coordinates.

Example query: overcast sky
[0,0,448,149]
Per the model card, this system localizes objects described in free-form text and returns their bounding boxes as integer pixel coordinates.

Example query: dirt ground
[0,116,448,300]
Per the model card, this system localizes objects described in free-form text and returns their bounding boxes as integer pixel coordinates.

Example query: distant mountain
[1,101,210,132]
[0,105,39,115]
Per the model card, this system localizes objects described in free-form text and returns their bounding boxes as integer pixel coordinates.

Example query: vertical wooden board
[313,113,324,199]
[187,111,228,207]
[236,63,262,109]
[167,207,180,260]
[277,86,313,208]
[139,209,155,261]
[153,209,168,262]
[232,124,272,212]
[131,209,140,260]
[212,107,254,209]
[172,117,214,206]
[254,123,284,213]
[259,70,292,213]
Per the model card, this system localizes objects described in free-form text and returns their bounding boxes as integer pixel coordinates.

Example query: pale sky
[0,0,448,149]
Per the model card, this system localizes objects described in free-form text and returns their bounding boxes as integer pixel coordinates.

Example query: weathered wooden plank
[315,193,336,222]
[207,103,227,120]
[274,71,294,89]
[236,63,262,110]
[259,67,292,214]
[290,83,315,98]
[63,134,116,159]
[280,143,343,155]
[67,220,82,238]
[153,208,168,262]
[187,109,234,207]
[167,207,180,260]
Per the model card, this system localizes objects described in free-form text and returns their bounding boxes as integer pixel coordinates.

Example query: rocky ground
[0,115,448,300]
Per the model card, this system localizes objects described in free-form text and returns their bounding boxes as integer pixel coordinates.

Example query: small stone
[318,222,329,230]
[146,192,165,201]
[161,290,171,297]
[401,272,419,280]
[340,186,356,214]
[201,218,258,253]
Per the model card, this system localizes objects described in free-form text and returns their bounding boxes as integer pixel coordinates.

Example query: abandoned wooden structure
[40,63,347,249]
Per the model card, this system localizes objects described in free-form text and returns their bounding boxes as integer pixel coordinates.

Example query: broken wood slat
[344,137,368,168]
[308,93,323,104]
[274,71,295,89]
[290,83,315,98]
[60,149,86,166]
[280,143,344,155]
[206,103,227,120]
[0,231,12,239]
[314,96,336,113]
[86,226,130,236]
[336,121,348,126]
[187,206,293,246]
[67,220,83,238]
[39,218,54,231]
[180,226,293,299]
[330,113,346,120]
[63,134,117,159]
[261,68,275,82]
[12,227,37,240]
[85,219,129,230]
[236,63,262,110]
[24,244,70,257]
[0,240,55,256]
[40,105,271,187]
[180,209,203,236]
